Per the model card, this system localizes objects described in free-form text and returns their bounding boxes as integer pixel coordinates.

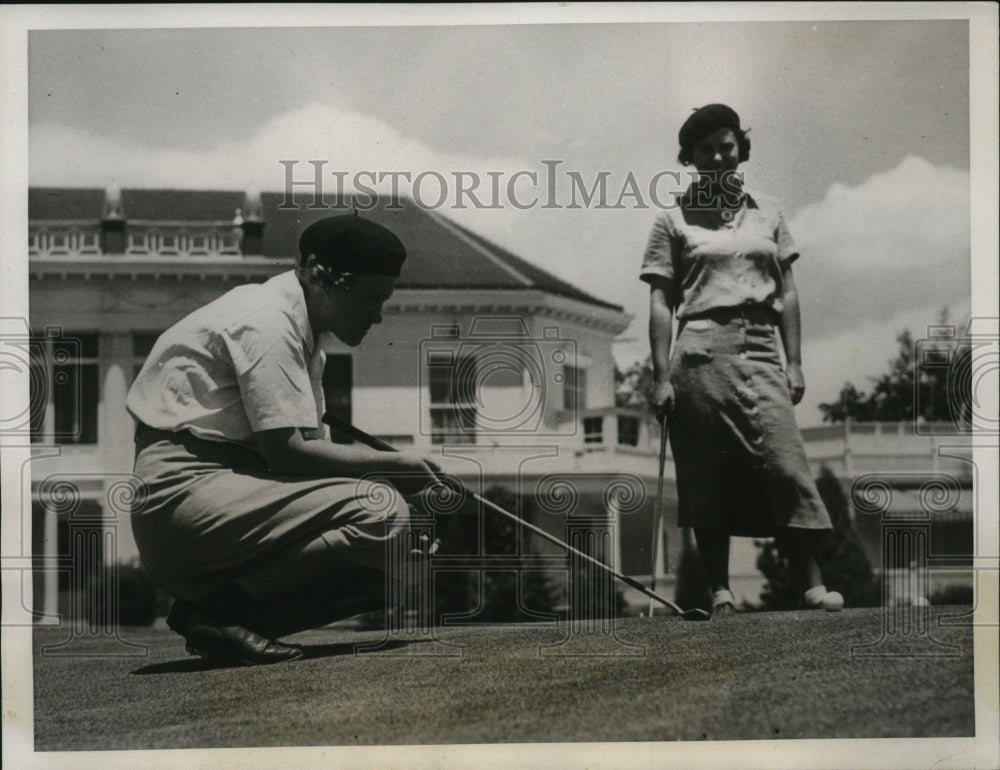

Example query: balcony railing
[122,221,242,257]
[557,413,975,475]
[28,222,102,257]
[29,221,244,258]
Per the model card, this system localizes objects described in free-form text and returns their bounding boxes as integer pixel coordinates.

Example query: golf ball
[823,592,844,612]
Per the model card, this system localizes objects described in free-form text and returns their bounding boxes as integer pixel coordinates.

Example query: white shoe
[712,589,737,616]
[805,586,844,612]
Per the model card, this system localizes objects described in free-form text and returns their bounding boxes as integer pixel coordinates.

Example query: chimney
[101,182,126,254]
[240,186,265,256]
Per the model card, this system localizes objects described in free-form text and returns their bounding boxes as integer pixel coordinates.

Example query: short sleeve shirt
[126,270,327,447]
[639,188,799,319]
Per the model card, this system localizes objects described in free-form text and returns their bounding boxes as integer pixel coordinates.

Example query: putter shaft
[649,420,669,616]
[322,413,706,619]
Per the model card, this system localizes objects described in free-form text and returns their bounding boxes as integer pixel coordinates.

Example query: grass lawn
[32,606,974,750]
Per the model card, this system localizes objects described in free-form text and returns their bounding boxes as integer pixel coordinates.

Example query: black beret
[298,214,407,277]
[678,104,743,150]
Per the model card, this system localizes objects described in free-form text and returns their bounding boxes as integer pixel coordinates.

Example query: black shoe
[184,610,304,666]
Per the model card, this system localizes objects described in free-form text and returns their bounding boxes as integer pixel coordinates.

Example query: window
[583,416,603,444]
[131,332,160,382]
[30,332,99,445]
[322,355,353,444]
[617,416,640,447]
[428,352,477,445]
[563,365,587,411]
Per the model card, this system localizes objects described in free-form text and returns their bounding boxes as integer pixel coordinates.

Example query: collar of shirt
[679,182,756,211]
[270,270,317,358]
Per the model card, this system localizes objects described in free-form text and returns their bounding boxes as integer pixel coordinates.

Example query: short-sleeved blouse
[639,189,798,320]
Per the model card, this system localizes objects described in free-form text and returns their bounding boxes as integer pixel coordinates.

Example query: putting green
[31,606,974,749]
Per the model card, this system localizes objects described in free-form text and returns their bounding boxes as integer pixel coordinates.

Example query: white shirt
[127,270,327,447]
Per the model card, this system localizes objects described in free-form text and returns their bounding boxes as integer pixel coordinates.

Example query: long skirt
[668,306,832,537]
[128,427,411,603]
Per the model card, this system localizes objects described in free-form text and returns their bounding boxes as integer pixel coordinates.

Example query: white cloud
[790,156,970,271]
[29,102,533,195]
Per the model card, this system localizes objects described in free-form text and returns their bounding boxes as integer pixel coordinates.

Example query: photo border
[2,3,997,769]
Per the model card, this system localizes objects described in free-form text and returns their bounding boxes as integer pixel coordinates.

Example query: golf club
[322,413,711,621]
[648,418,669,617]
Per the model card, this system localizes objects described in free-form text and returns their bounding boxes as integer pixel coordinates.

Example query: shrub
[930,584,973,605]
[813,468,880,607]
[756,538,799,610]
[86,562,159,627]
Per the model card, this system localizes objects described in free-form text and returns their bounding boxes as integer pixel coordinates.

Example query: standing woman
[640,104,843,616]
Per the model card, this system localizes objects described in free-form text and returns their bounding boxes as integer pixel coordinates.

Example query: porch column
[101,332,139,562]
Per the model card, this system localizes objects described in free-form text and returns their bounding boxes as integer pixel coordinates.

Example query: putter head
[679,608,712,621]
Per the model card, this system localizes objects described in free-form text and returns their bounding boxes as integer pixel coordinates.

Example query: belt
[134,421,184,441]
[681,304,779,328]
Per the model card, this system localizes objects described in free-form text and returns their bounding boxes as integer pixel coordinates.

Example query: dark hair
[676,104,751,166]
[678,127,751,166]
[296,260,358,292]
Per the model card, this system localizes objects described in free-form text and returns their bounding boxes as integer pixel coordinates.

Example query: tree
[615,356,656,410]
[819,307,972,427]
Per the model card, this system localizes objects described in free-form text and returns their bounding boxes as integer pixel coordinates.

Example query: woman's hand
[786,363,806,405]
[652,380,676,424]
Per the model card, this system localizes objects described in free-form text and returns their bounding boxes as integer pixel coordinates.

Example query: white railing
[28,223,101,257]
[552,413,975,476]
[123,221,242,257]
[800,420,974,477]
[29,221,243,258]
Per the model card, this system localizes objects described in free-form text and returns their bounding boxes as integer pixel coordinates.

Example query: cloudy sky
[19,7,988,425]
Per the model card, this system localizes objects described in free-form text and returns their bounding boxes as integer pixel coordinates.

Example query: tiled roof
[28,187,621,311]
[29,187,105,220]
